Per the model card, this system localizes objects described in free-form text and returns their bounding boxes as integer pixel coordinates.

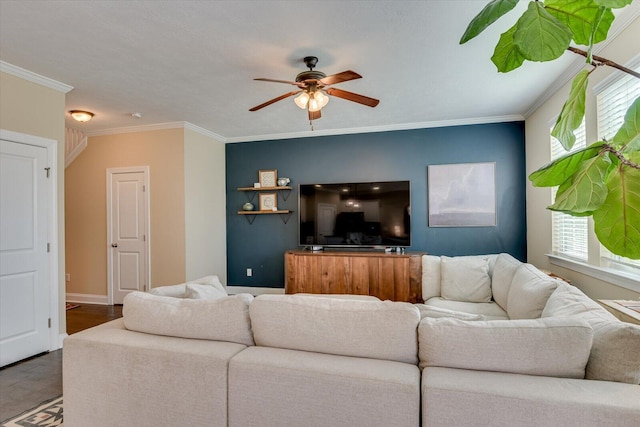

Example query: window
[596,64,640,272]
[550,121,588,261]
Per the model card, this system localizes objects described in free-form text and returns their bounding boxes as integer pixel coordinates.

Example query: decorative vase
[277,177,290,187]
[242,202,255,211]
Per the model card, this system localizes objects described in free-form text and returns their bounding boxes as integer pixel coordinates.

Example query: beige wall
[525,18,640,300]
[65,128,186,296]
[184,128,227,283]
[0,71,67,336]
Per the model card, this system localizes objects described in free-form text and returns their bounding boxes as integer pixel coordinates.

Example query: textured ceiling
[1,1,638,142]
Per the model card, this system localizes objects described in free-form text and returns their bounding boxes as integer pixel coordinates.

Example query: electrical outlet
[246,268,252,277]
[66,273,71,282]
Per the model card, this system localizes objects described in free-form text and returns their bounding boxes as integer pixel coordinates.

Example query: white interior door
[0,140,50,367]
[108,168,149,304]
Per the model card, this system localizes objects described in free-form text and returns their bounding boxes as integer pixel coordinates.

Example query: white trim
[524,1,640,119]
[84,115,523,144]
[58,333,68,348]
[226,286,285,295]
[106,166,151,305]
[64,135,87,168]
[225,115,524,144]
[0,60,73,93]
[0,129,60,351]
[65,293,109,305]
[592,54,640,95]
[547,254,640,293]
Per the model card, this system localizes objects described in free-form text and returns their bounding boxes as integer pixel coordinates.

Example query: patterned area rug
[65,303,79,311]
[1,396,63,426]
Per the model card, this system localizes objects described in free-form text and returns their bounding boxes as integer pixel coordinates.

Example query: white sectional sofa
[63,258,640,427]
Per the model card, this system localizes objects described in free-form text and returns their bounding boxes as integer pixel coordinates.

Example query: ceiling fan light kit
[250,56,379,124]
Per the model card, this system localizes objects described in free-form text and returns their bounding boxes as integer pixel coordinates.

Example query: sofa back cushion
[440,256,492,303]
[491,253,522,310]
[542,283,640,384]
[250,295,421,364]
[123,292,254,346]
[421,255,442,301]
[507,264,559,319]
[418,317,593,378]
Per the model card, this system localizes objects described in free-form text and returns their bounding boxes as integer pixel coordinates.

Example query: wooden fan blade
[249,90,301,111]
[308,109,321,121]
[319,70,362,86]
[325,88,379,107]
[255,78,305,87]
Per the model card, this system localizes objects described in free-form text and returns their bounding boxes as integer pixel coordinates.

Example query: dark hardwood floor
[0,304,122,422]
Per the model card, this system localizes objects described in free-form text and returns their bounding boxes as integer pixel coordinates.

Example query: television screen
[299,181,411,248]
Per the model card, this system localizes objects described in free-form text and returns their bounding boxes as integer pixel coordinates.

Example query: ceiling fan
[249,56,379,122]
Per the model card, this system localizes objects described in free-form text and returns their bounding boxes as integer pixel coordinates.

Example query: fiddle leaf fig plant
[461,0,640,259]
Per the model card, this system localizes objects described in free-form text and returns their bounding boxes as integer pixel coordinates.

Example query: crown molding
[524,3,640,118]
[0,60,73,93]
[183,121,226,142]
[225,115,524,143]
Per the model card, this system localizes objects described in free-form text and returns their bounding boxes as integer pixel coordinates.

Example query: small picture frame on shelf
[259,193,277,211]
[259,169,277,188]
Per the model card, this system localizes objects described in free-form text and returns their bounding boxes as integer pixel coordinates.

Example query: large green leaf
[593,0,633,7]
[549,153,612,213]
[612,97,640,152]
[460,0,520,44]
[593,164,640,259]
[551,70,590,150]
[529,141,605,186]
[491,24,526,72]
[513,2,573,62]
[545,0,614,45]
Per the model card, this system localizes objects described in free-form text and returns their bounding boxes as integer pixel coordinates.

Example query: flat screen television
[299,180,411,248]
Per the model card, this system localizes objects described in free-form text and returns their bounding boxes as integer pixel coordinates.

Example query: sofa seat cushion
[542,283,640,384]
[249,295,420,364]
[414,304,485,321]
[229,346,420,427]
[491,253,522,311]
[507,264,559,319]
[422,367,640,427]
[425,297,508,320]
[123,292,254,346]
[418,317,593,378]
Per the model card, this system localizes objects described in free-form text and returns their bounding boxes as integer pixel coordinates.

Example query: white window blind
[550,121,588,261]
[596,65,640,270]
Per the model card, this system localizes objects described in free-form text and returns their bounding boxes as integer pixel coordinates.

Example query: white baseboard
[66,293,109,305]
[56,333,68,350]
[226,286,285,296]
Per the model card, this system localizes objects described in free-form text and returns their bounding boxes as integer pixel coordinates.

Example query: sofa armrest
[63,319,246,427]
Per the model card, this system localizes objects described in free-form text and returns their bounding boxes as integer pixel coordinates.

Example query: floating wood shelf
[237,210,294,224]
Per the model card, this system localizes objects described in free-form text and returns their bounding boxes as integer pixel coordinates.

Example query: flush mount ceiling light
[69,110,94,122]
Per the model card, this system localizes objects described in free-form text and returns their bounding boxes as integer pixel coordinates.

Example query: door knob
[111,243,118,248]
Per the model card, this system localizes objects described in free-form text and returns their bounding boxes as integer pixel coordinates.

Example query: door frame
[106,166,151,305]
[0,129,59,350]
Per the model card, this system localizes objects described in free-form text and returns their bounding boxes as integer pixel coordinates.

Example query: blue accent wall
[226,122,526,288]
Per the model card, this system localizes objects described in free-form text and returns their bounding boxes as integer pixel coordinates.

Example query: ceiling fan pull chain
[309,120,314,131]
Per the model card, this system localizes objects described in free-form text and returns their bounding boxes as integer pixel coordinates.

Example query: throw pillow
[507,264,559,319]
[418,316,593,378]
[440,256,492,303]
[185,283,227,300]
[149,283,187,298]
[491,253,522,311]
[542,283,640,384]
